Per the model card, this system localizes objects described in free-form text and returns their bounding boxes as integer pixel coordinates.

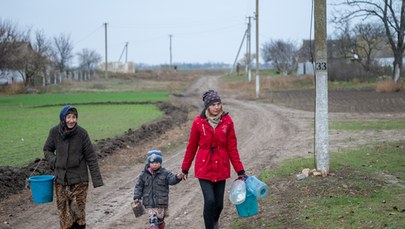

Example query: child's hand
[176,173,184,180]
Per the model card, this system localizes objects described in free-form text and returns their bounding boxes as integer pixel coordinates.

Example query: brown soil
[0,75,404,229]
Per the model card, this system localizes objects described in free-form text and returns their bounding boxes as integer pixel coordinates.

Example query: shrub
[375,79,402,92]
[0,82,25,94]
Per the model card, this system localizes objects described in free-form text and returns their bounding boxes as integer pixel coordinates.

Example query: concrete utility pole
[125,42,128,63]
[255,0,260,98]
[247,16,252,82]
[169,34,173,67]
[314,0,329,176]
[104,22,108,78]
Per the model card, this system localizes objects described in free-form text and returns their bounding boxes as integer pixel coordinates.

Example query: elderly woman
[44,105,103,229]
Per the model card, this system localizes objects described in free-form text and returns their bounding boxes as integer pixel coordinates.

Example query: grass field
[0,91,169,167]
[330,120,405,131]
[231,116,405,229]
[0,91,169,107]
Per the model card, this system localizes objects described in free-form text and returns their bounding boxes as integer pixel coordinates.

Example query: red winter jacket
[181,112,245,182]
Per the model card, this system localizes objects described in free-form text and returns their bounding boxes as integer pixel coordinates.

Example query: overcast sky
[1,0,336,66]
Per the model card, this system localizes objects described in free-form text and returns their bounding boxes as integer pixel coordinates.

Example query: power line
[74,25,103,45]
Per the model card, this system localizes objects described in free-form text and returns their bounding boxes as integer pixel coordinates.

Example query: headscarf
[59,105,78,129]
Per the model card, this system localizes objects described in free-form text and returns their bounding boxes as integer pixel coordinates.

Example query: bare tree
[238,53,255,69]
[333,0,405,82]
[331,21,357,60]
[30,30,52,85]
[0,19,30,78]
[354,22,386,71]
[262,39,298,75]
[51,33,73,73]
[77,48,101,71]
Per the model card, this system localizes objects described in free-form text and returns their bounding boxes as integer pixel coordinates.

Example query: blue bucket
[235,190,258,217]
[28,175,55,204]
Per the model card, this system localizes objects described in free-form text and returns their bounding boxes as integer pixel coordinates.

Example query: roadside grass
[330,120,405,131]
[231,141,405,228]
[36,78,192,94]
[223,72,377,95]
[0,104,163,167]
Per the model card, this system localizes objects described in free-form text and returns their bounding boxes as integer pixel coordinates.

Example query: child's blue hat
[146,150,163,166]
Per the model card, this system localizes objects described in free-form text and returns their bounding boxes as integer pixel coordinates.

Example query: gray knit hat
[202,90,221,108]
[146,149,163,166]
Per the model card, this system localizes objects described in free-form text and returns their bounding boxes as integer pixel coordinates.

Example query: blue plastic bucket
[28,175,55,204]
[235,190,258,217]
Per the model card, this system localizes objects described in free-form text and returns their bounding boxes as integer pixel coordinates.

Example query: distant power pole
[169,34,173,67]
[247,16,252,82]
[314,0,329,176]
[255,0,260,98]
[104,22,108,78]
[118,42,129,63]
[125,42,128,63]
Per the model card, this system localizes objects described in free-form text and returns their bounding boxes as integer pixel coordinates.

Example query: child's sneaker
[158,221,165,229]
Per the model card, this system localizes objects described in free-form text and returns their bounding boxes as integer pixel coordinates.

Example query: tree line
[248,0,404,83]
[0,18,101,87]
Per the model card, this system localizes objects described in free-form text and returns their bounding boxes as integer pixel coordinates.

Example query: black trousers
[198,179,226,229]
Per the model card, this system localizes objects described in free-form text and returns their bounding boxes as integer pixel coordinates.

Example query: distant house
[296,39,404,76]
[0,42,34,85]
[0,69,24,85]
[372,44,405,67]
[98,61,136,74]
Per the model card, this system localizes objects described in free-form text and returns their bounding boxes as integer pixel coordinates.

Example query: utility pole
[125,42,128,63]
[104,22,108,78]
[169,34,173,68]
[231,29,247,74]
[118,42,129,63]
[247,16,252,82]
[314,0,329,176]
[255,0,260,98]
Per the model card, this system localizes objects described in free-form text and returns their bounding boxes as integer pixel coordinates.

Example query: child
[133,150,183,229]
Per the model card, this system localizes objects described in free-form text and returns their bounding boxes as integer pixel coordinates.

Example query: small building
[98,61,136,73]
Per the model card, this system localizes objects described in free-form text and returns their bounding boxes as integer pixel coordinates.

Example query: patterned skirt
[55,182,89,229]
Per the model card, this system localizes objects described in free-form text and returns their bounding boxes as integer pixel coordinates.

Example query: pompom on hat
[202,90,221,109]
[146,149,163,166]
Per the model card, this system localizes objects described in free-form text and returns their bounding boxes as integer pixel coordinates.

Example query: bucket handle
[25,159,44,189]
[236,174,248,182]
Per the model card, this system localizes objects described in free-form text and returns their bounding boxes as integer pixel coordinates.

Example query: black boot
[70,223,86,229]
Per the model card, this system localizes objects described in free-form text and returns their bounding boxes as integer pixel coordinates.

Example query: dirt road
[1,76,404,229]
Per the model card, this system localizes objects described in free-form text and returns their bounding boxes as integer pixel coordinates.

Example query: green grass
[0,104,163,167]
[0,90,170,167]
[0,91,169,107]
[231,141,405,228]
[328,80,375,90]
[330,119,405,131]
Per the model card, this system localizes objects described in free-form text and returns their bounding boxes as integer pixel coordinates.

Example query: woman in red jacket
[181,89,246,229]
